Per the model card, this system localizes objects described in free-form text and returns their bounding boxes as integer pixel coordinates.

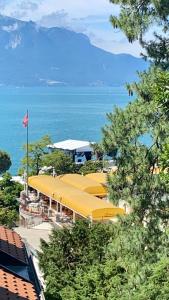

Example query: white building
[48,139,94,164]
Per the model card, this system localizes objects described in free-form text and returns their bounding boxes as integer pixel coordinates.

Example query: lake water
[0,86,132,174]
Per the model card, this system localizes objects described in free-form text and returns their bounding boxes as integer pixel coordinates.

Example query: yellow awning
[28,175,124,220]
[85,173,107,185]
[58,174,107,197]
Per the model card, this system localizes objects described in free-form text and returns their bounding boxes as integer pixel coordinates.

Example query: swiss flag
[23,113,28,127]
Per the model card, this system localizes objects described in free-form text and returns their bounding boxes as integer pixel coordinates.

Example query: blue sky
[0,0,142,57]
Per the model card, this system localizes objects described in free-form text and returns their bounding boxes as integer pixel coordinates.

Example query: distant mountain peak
[0,15,147,86]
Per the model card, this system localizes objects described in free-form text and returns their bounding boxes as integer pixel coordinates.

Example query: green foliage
[39,220,113,300]
[20,135,51,175]
[40,218,169,300]
[150,69,169,114]
[0,208,18,228]
[129,68,169,116]
[0,172,22,197]
[0,173,22,228]
[79,160,103,175]
[101,66,169,223]
[0,150,11,174]
[42,150,77,175]
[131,256,169,300]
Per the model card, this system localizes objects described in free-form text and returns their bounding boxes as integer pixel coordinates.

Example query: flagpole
[26,109,29,198]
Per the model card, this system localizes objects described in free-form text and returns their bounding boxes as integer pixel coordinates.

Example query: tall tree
[20,135,51,175]
[100,0,169,294]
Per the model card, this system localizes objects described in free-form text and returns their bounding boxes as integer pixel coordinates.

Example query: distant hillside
[0,15,147,86]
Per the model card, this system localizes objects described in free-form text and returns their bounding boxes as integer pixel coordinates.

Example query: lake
[0,86,132,174]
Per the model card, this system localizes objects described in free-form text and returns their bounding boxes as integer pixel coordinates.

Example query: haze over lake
[0,86,132,174]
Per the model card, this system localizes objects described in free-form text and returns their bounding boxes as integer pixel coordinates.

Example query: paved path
[14,222,54,252]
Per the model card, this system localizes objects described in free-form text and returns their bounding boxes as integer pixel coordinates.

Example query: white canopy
[48,139,93,152]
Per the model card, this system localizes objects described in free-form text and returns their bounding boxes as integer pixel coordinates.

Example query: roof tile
[0,266,39,299]
[0,226,27,264]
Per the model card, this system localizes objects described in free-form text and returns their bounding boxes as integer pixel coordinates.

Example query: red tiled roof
[0,266,39,300]
[0,226,27,264]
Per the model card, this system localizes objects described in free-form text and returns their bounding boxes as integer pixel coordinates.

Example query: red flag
[23,113,28,127]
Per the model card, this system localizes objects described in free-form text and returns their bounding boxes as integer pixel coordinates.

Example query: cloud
[0,0,9,9]
[18,1,39,11]
[38,10,87,33]
[10,0,39,19]
[36,0,114,18]
[1,0,41,20]
[1,0,114,20]
[39,10,69,28]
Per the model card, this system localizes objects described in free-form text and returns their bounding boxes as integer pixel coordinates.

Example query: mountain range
[0,15,147,86]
